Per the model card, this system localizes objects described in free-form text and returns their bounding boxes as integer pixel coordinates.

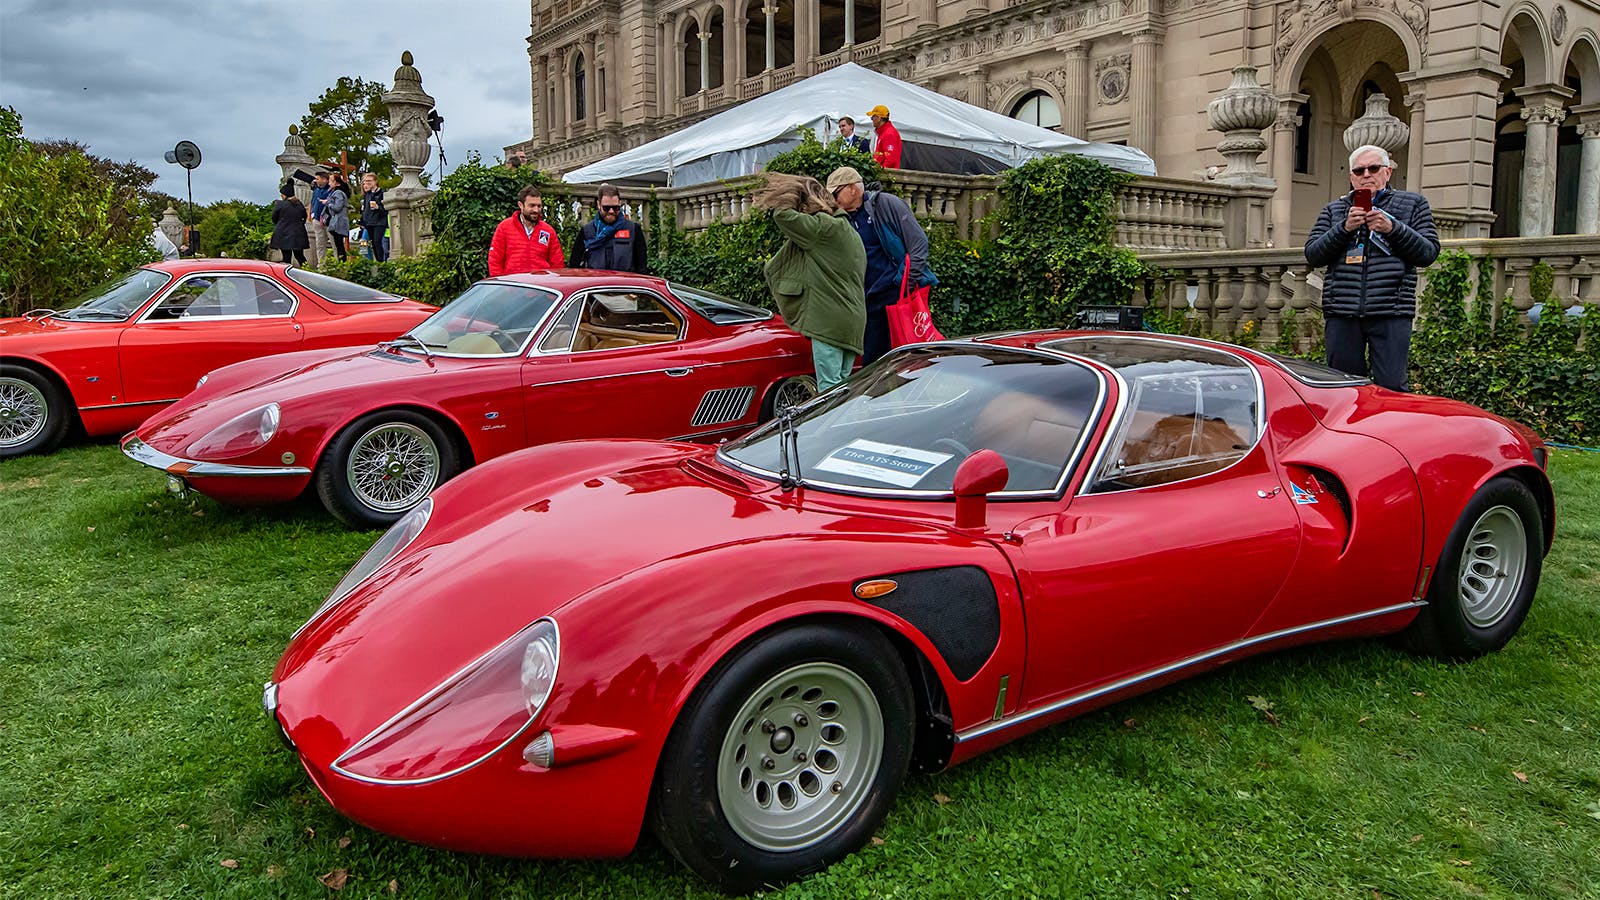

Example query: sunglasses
[600,204,622,212]
[1351,164,1388,176]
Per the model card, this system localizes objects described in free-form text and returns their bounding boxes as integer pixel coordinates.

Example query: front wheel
[315,410,460,528]
[651,622,913,893]
[760,375,818,422]
[1401,476,1544,659]
[0,366,71,458]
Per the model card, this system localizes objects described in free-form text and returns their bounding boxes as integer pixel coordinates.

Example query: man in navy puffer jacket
[1305,144,1440,391]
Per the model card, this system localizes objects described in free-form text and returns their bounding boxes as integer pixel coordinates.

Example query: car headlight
[332,618,560,784]
[187,402,280,459]
[294,498,432,638]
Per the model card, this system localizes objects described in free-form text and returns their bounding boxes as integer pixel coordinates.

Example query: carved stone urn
[1343,93,1410,154]
[382,51,436,196]
[1206,65,1277,187]
[275,124,316,208]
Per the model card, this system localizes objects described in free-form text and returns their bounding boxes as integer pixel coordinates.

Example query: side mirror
[952,449,1009,531]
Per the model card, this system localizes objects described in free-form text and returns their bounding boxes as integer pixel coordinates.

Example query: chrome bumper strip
[120,436,311,478]
[956,600,1426,743]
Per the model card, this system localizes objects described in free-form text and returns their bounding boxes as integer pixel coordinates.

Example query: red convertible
[0,260,432,458]
[123,272,818,527]
[264,333,1552,891]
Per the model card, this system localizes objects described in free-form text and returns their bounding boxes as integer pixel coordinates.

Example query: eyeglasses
[1351,164,1388,176]
[601,204,622,212]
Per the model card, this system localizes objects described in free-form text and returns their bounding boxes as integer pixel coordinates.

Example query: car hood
[0,314,113,339]
[272,440,970,753]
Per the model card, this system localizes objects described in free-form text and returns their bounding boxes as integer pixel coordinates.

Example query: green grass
[3,444,1598,899]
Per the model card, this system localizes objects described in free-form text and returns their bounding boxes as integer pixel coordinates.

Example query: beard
[520,211,541,226]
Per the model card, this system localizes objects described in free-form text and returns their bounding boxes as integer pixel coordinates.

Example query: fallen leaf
[1513,771,1528,783]
[1452,859,1473,867]
[305,827,316,839]
[1412,691,1425,697]
[933,793,952,805]
[192,510,204,517]
[177,823,188,830]
[86,526,96,532]
[1247,695,1273,712]
[1471,725,1487,734]
[320,869,349,890]
[267,864,285,878]
[1358,716,1369,724]
[1263,710,1280,727]
[1409,834,1423,843]
[389,880,399,894]
[870,836,886,846]
[1373,891,1383,900]
[1123,718,1137,729]
[219,859,239,869]
[337,836,351,850]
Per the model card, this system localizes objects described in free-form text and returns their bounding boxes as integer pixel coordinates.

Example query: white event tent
[563,63,1156,185]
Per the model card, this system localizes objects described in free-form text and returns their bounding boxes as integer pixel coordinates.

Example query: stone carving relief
[1274,0,1430,68]
[1552,5,1567,44]
[1096,53,1131,105]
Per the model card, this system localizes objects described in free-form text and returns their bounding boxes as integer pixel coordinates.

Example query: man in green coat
[755,174,868,392]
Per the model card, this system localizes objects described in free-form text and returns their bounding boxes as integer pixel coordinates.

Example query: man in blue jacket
[1304,145,1439,391]
[826,166,937,364]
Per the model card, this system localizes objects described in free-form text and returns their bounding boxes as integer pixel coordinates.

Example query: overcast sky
[0,0,530,205]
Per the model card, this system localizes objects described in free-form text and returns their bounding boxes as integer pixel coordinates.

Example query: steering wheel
[931,437,975,459]
[488,330,520,352]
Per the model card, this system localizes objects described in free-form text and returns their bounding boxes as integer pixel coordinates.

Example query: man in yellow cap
[865,104,902,169]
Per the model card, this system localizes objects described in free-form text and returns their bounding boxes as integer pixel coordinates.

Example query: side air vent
[1305,465,1354,553]
[691,386,756,428]
[856,566,1001,681]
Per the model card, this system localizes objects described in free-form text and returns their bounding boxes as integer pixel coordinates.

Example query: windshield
[53,269,172,321]
[286,268,404,304]
[406,282,560,355]
[669,283,773,325]
[720,346,1103,496]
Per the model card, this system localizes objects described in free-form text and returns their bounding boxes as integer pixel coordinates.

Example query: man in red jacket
[488,186,564,276]
[866,104,902,169]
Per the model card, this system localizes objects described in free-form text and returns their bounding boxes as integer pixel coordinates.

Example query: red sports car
[0,260,432,458]
[264,333,1552,891]
[123,272,818,527]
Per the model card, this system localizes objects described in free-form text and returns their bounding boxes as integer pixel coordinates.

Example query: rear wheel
[651,622,913,893]
[1401,476,1543,659]
[0,366,70,458]
[315,410,460,528]
[760,375,817,422]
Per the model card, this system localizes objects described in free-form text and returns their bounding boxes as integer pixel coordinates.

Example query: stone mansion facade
[510,0,1600,243]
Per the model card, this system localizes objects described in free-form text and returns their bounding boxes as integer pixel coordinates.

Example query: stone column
[582,34,598,129]
[1270,94,1306,246]
[604,30,621,126]
[1574,104,1600,235]
[724,0,739,89]
[1402,87,1426,192]
[381,51,437,258]
[919,0,937,29]
[764,3,776,70]
[699,31,712,92]
[670,17,684,105]
[1128,28,1162,154]
[844,0,855,46]
[966,66,988,111]
[1407,66,1503,237]
[1516,85,1573,238]
[536,54,551,142]
[795,0,815,74]
[1206,64,1276,188]
[1062,44,1089,136]
[275,124,316,211]
[562,47,577,139]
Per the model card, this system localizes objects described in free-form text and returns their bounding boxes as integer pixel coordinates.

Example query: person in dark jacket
[572,184,649,273]
[826,165,937,364]
[1304,144,1439,391]
[270,182,310,265]
[325,174,351,261]
[836,116,870,153]
[360,172,389,262]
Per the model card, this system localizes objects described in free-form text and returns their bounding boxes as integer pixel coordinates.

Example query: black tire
[314,410,461,528]
[0,365,71,458]
[651,621,914,893]
[759,375,818,423]
[1401,476,1544,659]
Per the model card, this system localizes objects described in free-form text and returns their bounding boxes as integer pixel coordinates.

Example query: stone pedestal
[1206,65,1276,189]
[381,51,438,258]
[275,125,316,210]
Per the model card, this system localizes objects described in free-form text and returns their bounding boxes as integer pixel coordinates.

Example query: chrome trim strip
[120,436,311,477]
[330,617,560,786]
[955,600,1426,743]
[80,398,181,411]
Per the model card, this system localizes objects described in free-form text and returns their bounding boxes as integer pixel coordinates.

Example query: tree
[300,76,394,182]
[29,138,178,221]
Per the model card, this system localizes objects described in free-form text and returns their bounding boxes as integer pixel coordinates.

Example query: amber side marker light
[854,579,899,600]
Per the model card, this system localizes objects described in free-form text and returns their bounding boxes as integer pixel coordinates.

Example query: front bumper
[120,435,311,478]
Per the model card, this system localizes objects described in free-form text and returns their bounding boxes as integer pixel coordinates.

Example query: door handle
[1256,486,1281,499]
[665,367,693,377]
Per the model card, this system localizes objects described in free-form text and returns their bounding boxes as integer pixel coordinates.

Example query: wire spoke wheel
[772,376,817,418]
[716,661,884,852]
[1458,504,1528,629]
[345,422,441,513]
[0,376,49,449]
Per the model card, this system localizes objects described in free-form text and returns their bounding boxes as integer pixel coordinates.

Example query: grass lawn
[2,444,1598,899]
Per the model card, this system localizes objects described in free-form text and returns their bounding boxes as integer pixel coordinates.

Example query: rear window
[286,268,404,304]
[1263,352,1369,386]
[669,283,773,325]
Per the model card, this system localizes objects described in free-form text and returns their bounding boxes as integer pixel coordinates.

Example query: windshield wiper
[58,308,128,320]
[776,409,802,492]
[382,334,436,363]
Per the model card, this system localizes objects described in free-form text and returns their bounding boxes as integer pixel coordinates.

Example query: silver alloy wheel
[0,375,48,449]
[1459,504,1528,628]
[773,376,817,417]
[716,661,884,852]
[345,421,441,513]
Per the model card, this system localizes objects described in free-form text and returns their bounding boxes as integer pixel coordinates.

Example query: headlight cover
[195,374,209,389]
[187,402,279,458]
[332,617,560,784]
[294,498,432,638]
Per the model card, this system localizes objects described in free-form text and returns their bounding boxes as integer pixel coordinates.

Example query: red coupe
[264,333,1552,891]
[123,272,818,527]
[0,260,432,458]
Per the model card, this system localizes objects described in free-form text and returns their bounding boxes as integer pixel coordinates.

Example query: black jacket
[572,217,649,273]
[1304,188,1440,318]
[360,188,388,230]
[270,198,310,250]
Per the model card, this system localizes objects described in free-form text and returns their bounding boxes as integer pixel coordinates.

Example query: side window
[1092,372,1258,491]
[147,276,294,320]
[537,299,582,352]
[571,291,682,353]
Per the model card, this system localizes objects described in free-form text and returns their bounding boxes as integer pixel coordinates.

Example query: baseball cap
[865,104,890,119]
[825,166,864,194]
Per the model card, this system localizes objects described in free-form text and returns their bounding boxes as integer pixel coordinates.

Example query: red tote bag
[886,257,947,347]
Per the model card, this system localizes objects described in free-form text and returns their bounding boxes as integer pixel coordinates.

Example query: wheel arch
[1492,464,1555,556]
[0,357,84,435]
[315,401,477,470]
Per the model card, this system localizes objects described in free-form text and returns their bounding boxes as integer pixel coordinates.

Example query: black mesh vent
[857,566,1001,682]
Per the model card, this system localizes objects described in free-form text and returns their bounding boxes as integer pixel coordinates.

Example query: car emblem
[1291,482,1319,505]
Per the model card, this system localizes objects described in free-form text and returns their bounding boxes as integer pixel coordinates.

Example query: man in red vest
[488,186,564,276]
[866,104,902,169]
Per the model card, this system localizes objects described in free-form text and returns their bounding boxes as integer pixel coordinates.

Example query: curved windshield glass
[406,282,560,356]
[721,346,1103,496]
[53,268,171,320]
[286,268,403,304]
[669,283,773,325]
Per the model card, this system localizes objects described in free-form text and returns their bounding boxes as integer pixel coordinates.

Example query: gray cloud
[0,1,531,204]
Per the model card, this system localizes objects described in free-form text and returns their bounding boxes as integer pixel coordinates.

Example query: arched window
[683,21,701,96]
[574,53,587,122]
[741,1,797,76]
[1294,100,1312,174]
[1010,91,1061,130]
[707,10,725,89]
[856,0,880,44]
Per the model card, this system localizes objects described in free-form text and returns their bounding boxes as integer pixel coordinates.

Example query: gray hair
[1348,145,1393,169]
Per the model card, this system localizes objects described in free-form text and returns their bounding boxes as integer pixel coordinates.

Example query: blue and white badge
[538,230,550,245]
[814,439,953,488]
[1290,482,1319,505]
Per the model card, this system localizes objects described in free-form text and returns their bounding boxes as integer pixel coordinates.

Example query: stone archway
[1561,33,1600,233]
[1496,5,1566,236]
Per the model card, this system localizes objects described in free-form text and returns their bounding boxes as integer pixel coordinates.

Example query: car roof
[145,259,295,277]
[486,270,673,293]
